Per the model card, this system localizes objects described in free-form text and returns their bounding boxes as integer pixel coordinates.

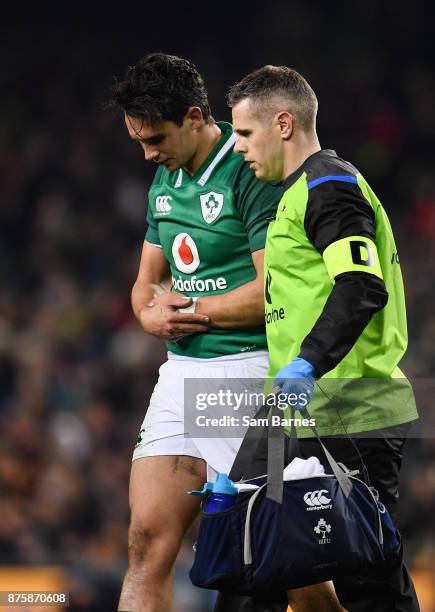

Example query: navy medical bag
[190,399,398,596]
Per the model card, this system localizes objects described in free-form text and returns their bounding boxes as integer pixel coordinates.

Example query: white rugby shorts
[133,350,269,480]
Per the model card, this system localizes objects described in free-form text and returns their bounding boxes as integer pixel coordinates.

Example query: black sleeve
[300,179,388,377]
[299,272,388,377]
[304,179,376,252]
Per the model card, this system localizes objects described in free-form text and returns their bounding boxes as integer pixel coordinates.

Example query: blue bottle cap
[187,482,213,496]
[212,473,238,496]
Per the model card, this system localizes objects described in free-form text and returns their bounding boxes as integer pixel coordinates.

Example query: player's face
[232,99,283,181]
[125,114,197,172]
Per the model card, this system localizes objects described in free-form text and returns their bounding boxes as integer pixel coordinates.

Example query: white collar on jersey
[174,132,236,188]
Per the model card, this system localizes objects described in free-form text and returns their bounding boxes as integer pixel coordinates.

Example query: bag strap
[316,380,371,487]
[229,389,354,504]
[304,409,353,497]
[229,400,270,481]
[230,385,296,482]
[243,482,268,565]
[265,400,285,503]
[265,405,353,503]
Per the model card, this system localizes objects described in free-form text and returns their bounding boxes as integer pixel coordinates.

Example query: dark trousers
[214,423,419,612]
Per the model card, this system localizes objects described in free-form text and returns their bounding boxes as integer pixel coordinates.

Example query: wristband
[177,297,198,314]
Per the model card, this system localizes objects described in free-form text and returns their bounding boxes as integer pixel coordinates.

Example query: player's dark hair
[228,65,318,131]
[108,53,212,126]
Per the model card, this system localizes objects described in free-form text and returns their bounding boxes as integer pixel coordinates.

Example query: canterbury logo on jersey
[303,489,332,511]
[155,195,172,213]
[172,233,200,273]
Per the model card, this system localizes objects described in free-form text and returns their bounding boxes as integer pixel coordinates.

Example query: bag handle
[230,388,353,504]
[229,386,293,482]
[229,398,270,482]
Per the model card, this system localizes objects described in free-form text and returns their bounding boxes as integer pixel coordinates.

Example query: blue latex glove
[273,357,316,411]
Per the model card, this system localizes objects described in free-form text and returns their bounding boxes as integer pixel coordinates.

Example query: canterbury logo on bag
[303,489,332,511]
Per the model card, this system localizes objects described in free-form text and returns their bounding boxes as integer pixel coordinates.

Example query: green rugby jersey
[146,122,283,358]
[265,149,418,436]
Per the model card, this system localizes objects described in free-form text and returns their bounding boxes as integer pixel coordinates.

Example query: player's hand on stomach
[139,291,210,341]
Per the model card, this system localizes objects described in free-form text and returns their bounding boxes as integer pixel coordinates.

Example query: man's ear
[276,111,293,140]
[185,106,204,130]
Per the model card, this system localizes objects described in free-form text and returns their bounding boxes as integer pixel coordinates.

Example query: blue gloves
[273,357,316,411]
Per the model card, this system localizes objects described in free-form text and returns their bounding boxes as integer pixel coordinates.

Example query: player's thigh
[288,581,346,611]
[129,454,206,538]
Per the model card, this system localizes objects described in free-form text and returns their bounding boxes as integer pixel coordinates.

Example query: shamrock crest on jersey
[200,191,224,224]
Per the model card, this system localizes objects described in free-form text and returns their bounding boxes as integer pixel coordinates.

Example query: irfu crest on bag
[314,518,332,544]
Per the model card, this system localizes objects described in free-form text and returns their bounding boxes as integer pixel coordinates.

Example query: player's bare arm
[132,240,210,341]
[194,249,264,328]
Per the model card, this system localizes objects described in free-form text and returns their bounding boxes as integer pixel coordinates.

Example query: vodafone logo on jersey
[172,233,200,274]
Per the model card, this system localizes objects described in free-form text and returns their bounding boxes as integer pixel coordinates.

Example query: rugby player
[109,54,345,612]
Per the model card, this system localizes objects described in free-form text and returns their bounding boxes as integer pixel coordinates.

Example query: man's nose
[143,146,159,161]
[234,137,246,154]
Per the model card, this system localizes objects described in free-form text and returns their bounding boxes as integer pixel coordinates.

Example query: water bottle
[187,473,238,511]
[204,473,238,512]
[378,501,400,554]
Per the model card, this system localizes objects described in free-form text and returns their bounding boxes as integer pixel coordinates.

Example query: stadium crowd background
[1,2,434,610]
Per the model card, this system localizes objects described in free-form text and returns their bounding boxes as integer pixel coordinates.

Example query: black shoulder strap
[230,390,353,505]
[229,401,270,482]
